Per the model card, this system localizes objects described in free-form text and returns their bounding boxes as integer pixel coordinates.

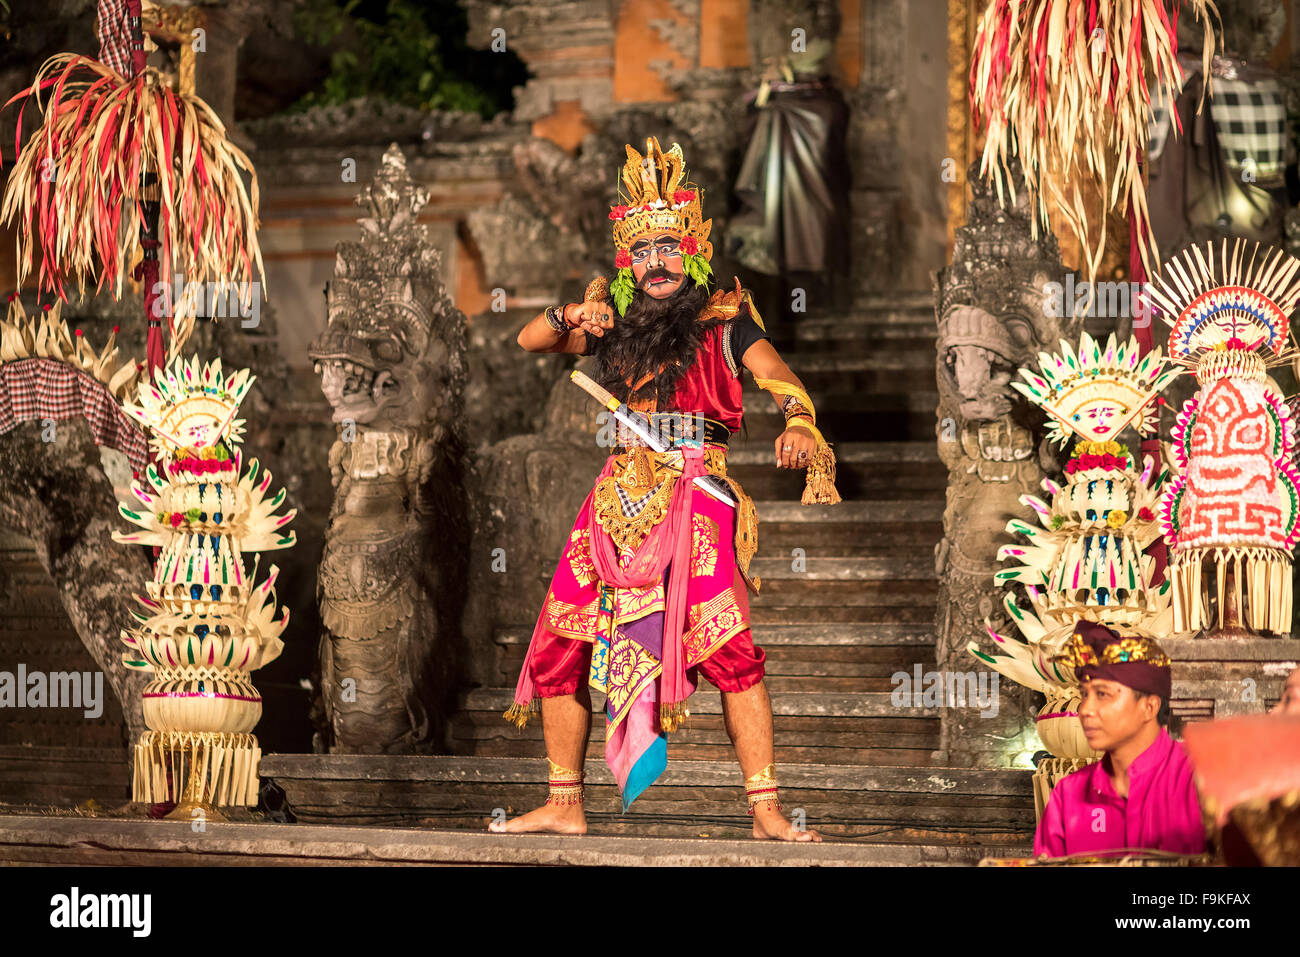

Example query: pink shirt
[1034,728,1206,858]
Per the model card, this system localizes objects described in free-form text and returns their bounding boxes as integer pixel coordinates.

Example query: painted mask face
[1070,400,1121,438]
[630,234,686,299]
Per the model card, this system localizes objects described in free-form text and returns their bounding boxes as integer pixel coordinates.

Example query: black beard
[591,278,714,405]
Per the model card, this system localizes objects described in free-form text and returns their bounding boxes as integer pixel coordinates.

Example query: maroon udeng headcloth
[1066,621,1172,700]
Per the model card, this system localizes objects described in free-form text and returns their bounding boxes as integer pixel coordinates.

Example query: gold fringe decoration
[132,730,260,807]
[660,701,690,733]
[744,762,781,813]
[1169,547,1294,634]
[753,376,841,504]
[503,698,538,730]
[545,758,585,806]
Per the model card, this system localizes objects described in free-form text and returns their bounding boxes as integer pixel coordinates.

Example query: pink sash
[510,445,705,731]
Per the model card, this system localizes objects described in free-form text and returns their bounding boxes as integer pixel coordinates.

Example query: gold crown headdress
[1012,331,1181,447]
[607,137,713,315]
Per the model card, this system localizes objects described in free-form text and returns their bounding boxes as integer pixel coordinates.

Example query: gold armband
[753,377,841,505]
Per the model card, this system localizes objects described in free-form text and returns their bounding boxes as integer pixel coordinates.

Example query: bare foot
[751,804,822,842]
[488,801,587,835]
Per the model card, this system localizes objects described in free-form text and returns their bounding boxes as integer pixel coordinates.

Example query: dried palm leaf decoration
[0,53,265,318]
[969,0,1219,283]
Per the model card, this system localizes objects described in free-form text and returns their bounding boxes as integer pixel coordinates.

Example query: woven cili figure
[969,331,1180,817]
[1144,239,1300,635]
[113,354,295,814]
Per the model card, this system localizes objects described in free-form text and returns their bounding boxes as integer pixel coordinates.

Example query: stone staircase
[262,291,1037,853]
[0,538,132,809]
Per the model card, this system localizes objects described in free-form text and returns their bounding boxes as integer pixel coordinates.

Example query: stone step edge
[260,754,1032,795]
[770,353,935,371]
[727,442,940,465]
[0,815,1030,867]
[749,500,942,522]
[495,622,937,648]
[461,688,934,719]
[748,557,936,581]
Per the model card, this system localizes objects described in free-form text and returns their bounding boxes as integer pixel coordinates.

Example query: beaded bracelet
[544,304,571,333]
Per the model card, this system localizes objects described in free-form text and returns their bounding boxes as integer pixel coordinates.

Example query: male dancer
[490,137,838,841]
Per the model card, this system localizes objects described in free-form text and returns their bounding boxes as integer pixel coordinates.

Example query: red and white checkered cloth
[97,0,134,78]
[0,358,150,476]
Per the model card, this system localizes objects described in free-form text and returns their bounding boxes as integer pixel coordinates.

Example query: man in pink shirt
[1034,621,1206,859]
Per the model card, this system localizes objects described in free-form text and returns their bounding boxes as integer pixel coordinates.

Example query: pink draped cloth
[511,446,717,721]
[1034,728,1206,857]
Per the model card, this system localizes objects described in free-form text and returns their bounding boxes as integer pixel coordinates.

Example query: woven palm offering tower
[969,331,1181,816]
[1144,239,1300,636]
[113,354,295,815]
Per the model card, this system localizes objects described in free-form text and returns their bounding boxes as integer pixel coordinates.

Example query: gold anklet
[546,758,584,806]
[744,763,781,815]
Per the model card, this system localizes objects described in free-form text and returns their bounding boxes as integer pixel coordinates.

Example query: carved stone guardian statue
[308,144,468,753]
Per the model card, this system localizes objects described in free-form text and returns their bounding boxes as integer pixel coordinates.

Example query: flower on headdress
[1107,510,1127,528]
[169,512,183,528]
[648,199,667,209]
[679,235,699,256]
[1225,336,1247,350]
[1100,453,1120,470]
[1080,454,1102,470]
[609,205,630,220]
[673,189,696,205]
[1138,507,1155,521]
[614,249,632,269]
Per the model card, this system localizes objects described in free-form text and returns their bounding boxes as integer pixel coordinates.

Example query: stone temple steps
[260,754,1035,846]
[453,686,939,767]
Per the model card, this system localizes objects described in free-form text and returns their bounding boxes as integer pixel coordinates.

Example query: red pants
[531,625,766,697]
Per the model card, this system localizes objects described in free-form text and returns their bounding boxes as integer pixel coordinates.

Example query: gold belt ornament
[592,446,759,592]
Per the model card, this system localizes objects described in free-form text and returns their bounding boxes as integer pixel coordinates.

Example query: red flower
[1138,507,1154,521]
[1080,454,1101,469]
[673,189,695,205]
[169,512,183,528]
[1065,460,1078,474]
[1100,453,1118,470]
[614,249,632,269]
[608,205,630,220]
[679,235,699,256]
[1225,336,1247,350]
